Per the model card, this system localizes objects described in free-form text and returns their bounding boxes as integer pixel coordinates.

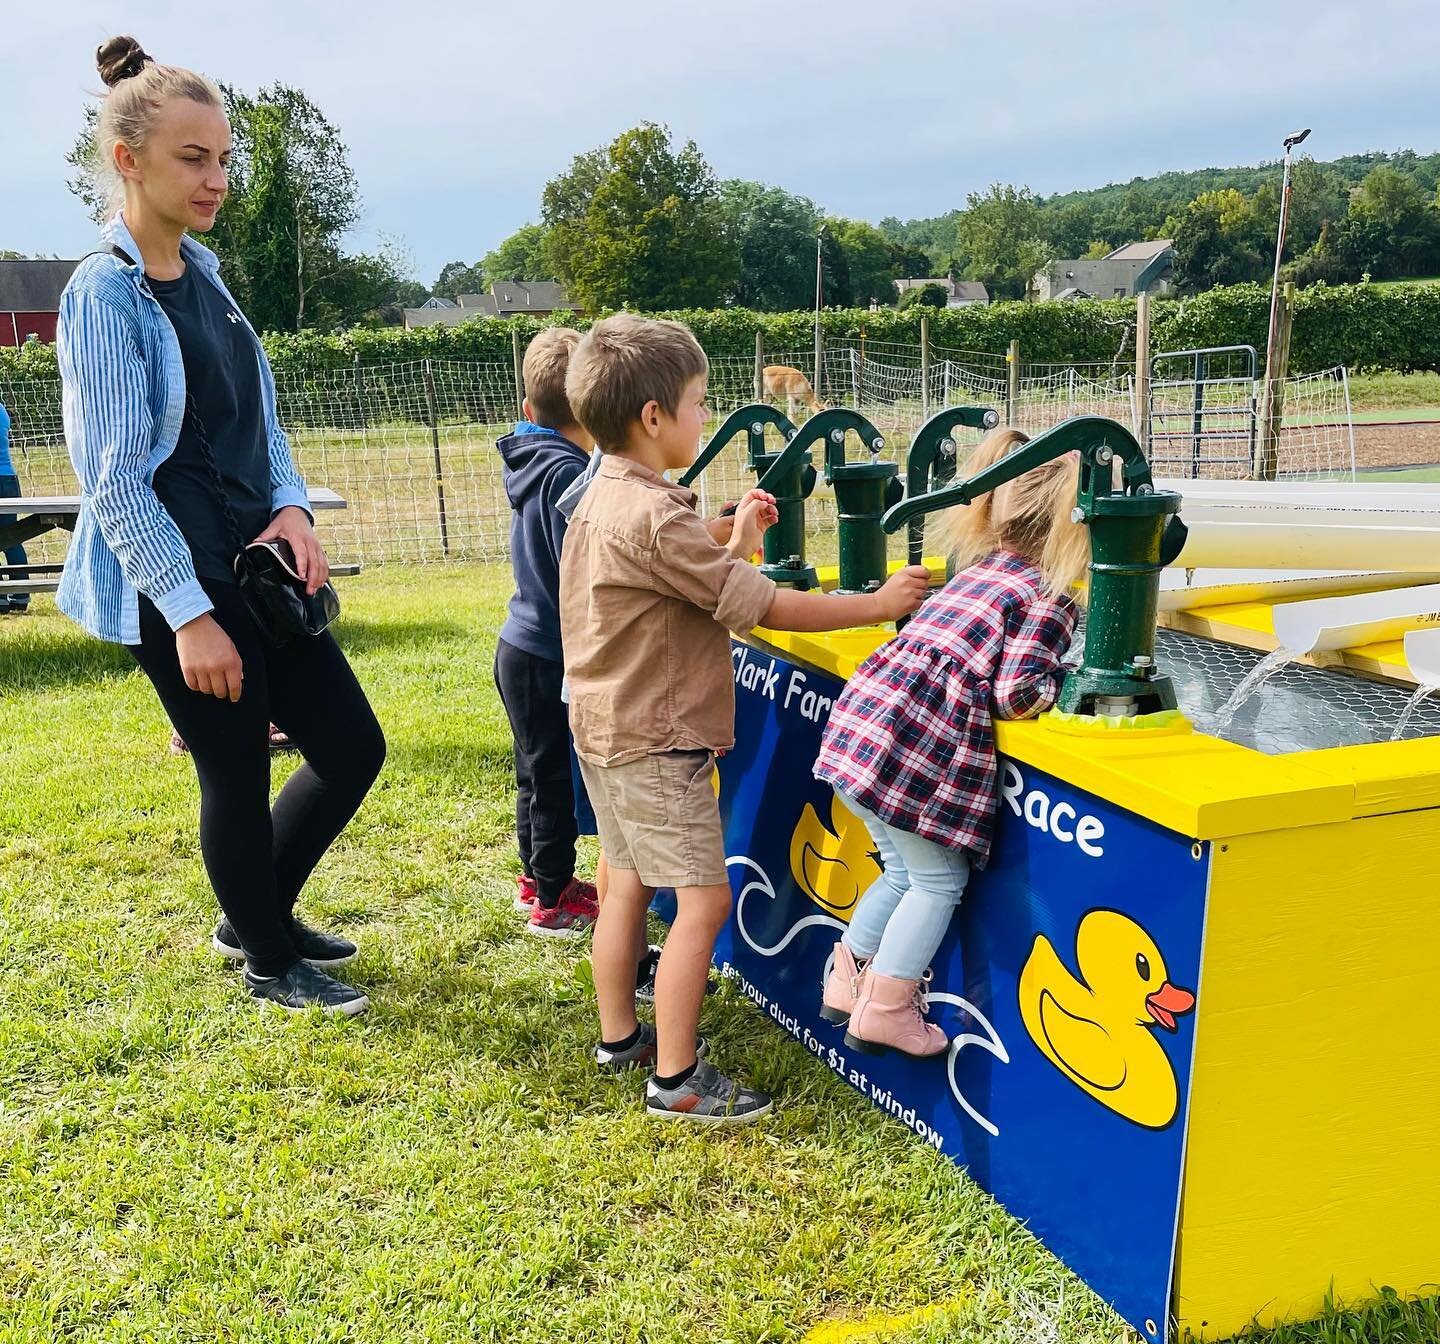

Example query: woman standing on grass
[55,37,385,1016]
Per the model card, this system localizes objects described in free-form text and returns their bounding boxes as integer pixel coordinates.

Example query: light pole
[814,223,827,397]
[1265,128,1311,382]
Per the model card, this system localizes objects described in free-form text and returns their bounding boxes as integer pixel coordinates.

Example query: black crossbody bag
[115,245,339,646]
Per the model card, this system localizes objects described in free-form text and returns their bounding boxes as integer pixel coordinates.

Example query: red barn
[0,260,80,347]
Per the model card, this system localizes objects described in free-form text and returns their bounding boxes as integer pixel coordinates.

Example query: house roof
[455,293,496,311]
[490,281,578,313]
[1104,239,1174,261]
[403,304,496,329]
[420,296,457,309]
[0,259,80,312]
[892,277,990,303]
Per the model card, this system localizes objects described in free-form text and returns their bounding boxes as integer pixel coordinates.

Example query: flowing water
[1391,682,1440,741]
[1207,646,1299,737]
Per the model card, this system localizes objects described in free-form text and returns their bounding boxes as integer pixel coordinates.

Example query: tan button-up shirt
[560,454,777,765]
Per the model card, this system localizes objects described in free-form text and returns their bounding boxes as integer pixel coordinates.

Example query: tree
[432,260,486,299]
[65,81,402,332]
[897,282,948,310]
[542,122,738,310]
[716,180,821,311]
[481,224,551,287]
[954,184,1049,300]
[829,217,907,306]
[1171,189,1269,291]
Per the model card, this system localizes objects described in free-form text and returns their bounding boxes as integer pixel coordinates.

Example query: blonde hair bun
[96,35,152,88]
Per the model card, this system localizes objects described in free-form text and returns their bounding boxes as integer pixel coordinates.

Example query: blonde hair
[92,36,223,212]
[522,327,582,430]
[564,314,708,451]
[931,427,1090,599]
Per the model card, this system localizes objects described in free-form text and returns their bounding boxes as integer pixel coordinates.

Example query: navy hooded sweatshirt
[497,424,591,663]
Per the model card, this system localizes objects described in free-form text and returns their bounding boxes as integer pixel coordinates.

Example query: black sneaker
[594,1022,709,1073]
[634,947,720,1004]
[213,918,358,970]
[243,960,369,1016]
[645,1059,773,1126]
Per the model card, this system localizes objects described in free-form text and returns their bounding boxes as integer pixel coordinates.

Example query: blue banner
[700,640,1208,1343]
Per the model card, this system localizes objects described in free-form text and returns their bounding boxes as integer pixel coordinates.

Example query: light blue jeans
[839,790,971,981]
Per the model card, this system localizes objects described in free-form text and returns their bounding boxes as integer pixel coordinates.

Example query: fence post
[813,324,824,405]
[1254,281,1295,480]
[920,315,930,420]
[942,358,951,407]
[754,330,764,403]
[1135,291,1152,452]
[511,327,525,421]
[858,329,867,409]
[422,359,451,558]
[1006,339,1020,424]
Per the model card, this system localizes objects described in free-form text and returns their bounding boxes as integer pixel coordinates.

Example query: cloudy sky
[5,0,1438,285]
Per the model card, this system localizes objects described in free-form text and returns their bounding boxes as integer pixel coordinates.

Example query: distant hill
[879,149,1440,261]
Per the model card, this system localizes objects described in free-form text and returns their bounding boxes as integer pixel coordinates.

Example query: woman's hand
[176,613,244,701]
[256,506,328,595]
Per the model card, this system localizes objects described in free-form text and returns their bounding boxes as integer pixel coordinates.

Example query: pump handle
[752,406,883,495]
[679,404,796,488]
[883,415,1160,535]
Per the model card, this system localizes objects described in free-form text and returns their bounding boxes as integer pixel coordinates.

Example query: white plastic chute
[1269,584,1440,655]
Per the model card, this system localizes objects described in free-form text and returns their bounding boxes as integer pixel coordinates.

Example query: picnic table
[0,487,356,597]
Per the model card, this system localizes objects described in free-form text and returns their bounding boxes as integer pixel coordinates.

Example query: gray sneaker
[594,1021,708,1073]
[645,1059,773,1126]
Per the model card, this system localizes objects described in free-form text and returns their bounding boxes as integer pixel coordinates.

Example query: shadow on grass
[0,623,135,694]
[332,615,472,657]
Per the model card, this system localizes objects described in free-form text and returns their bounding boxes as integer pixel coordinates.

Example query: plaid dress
[813,550,1077,866]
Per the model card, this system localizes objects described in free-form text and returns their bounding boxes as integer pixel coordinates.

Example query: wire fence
[0,337,1354,569]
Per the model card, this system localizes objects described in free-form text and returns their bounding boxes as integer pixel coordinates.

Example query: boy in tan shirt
[561,314,929,1125]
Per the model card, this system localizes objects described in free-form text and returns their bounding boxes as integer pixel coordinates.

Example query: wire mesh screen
[0,338,1355,569]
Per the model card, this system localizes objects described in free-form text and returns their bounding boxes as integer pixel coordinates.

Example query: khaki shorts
[577,750,727,888]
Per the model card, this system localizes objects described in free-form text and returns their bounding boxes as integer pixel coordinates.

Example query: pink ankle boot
[843,971,947,1058]
[819,942,866,1026]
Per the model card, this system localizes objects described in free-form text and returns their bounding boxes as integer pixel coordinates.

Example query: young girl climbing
[812,427,1089,1057]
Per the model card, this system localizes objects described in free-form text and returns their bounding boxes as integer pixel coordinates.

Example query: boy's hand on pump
[728,489,778,559]
[871,565,932,622]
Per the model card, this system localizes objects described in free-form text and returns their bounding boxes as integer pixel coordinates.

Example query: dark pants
[494,638,578,908]
[130,581,386,976]
[0,473,29,611]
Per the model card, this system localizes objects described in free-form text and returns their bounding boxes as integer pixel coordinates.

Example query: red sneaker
[514,875,539,913]
[526,878,599,939]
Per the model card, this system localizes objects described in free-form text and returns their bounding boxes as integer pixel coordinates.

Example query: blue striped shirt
[55,215,310,644]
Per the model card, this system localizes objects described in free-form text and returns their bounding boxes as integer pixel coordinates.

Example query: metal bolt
[830,428,845,444]
[1096,444,1114,464]
[750,421,763,435]
[1137,483,1153,495]
[1070,507,1086,524]
[982,410,1000,428]
[1133,655,1153,668]
[873,436,886,451]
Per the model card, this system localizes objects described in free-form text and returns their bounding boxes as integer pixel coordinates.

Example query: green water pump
[904,405,1001,568]
[680,405,818,589]
[754,408,900,595]
[882,415,1190,718]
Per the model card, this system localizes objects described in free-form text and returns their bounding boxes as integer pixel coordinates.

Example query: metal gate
[1148,345,1258,479]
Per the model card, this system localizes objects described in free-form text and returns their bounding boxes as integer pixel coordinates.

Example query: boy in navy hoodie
[495,329,601,937]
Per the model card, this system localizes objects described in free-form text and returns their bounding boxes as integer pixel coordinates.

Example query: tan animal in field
[763,365,825,419]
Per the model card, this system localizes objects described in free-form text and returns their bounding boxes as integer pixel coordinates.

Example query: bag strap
[113,244,253,569]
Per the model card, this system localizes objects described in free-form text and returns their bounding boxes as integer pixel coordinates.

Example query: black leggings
[130,581,386,975]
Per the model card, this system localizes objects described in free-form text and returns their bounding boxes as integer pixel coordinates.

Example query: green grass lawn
[2,565,1437,1344]
[1343,369,1440,414]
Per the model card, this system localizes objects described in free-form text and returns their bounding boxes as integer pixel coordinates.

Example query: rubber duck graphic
[789,793,882,919]
[1018,909,1196,1130]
